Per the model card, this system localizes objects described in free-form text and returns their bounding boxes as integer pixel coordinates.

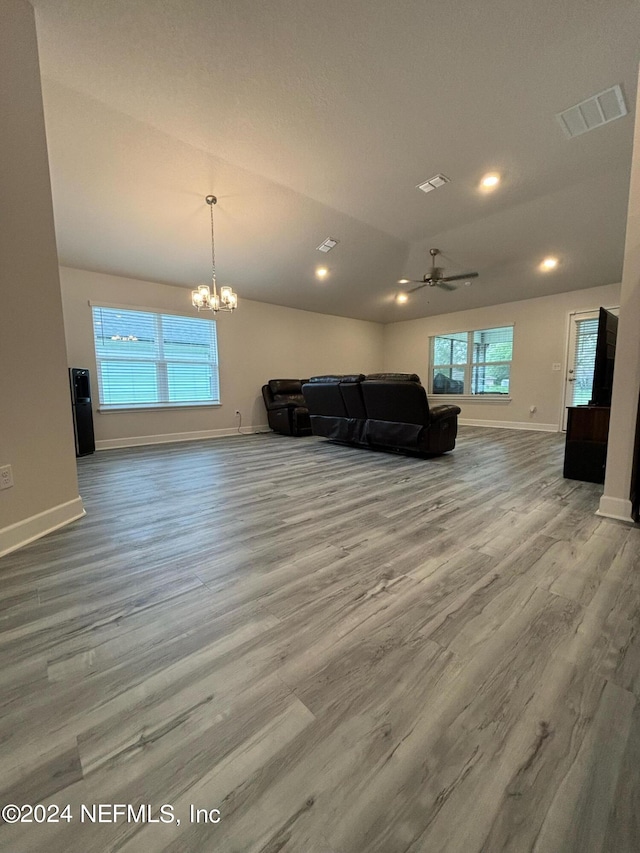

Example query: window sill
[431,395,512,404]
[98,402,221,413]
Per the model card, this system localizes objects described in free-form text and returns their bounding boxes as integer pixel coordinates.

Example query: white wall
[599,65,640,522]
[60,265,624,446]
[383,282,621,431]
[0,0,82,556]
[59,266,384,447]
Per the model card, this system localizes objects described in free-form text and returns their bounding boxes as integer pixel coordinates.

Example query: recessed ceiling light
[316,267,328,279]
[398,278,410,284]
[480,172,500,190]
[396,293,408,304]
[540,256,558,271]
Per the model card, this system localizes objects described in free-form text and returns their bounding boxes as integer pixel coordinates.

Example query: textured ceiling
[32,0,640,322]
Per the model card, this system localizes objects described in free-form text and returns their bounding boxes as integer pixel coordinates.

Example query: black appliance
[70,368,95,456]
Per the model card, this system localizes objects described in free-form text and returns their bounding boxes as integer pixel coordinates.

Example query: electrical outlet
[0,464,14,490]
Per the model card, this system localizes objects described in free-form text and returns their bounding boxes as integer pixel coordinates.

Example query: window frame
[91,302,221,411]
[429,324,514,400]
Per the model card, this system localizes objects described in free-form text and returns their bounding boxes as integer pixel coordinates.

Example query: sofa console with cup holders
[302,373,461,455]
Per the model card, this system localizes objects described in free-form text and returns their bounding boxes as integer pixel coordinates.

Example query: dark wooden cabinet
[563,406,610,483]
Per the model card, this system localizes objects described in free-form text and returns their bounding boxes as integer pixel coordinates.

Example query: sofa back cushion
[361,379,430,425]
[365,372,421,383]
[263,378,307,409]
[269,378,302,396]
[302,379,348,417]
[339,376,367,419]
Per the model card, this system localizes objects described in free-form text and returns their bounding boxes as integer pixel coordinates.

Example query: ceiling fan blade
[441,271,479,283]
[406,281,429,294]
[434,280,457,292]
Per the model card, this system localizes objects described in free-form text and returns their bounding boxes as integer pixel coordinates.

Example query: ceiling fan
[400,248,479,293]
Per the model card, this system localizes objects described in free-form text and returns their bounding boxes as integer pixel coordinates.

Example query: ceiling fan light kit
[403,248,479,295]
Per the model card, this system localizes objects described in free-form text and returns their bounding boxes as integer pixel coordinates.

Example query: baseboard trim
[96,425,269,451]
[459,418,559,432]
[0,497,86,558]
[596,496,634,523]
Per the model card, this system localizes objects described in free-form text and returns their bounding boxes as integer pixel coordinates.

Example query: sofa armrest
[429,404,461,422]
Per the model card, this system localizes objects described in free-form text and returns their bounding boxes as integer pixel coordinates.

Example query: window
[569,315,599,407]
[430,325,513,396]
[91,306,220,409]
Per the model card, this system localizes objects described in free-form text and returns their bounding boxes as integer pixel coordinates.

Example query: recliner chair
[261,379,312,436]
[361,375,460,454]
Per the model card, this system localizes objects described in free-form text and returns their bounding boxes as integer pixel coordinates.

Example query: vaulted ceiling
[32,0,640,322]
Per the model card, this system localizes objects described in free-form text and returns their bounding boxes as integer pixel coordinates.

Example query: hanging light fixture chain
[208,194,217,286]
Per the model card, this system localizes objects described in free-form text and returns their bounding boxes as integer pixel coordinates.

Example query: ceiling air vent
[556,85,627,138]
[417,174,450,193]
[316,237,339,253]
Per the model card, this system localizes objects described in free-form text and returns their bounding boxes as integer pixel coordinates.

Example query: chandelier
[192,195,238,312]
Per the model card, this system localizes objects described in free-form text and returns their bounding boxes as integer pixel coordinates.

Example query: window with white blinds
[570,317,598,406]
[91,306,220,409]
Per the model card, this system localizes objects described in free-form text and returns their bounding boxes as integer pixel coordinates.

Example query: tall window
[91,306,220,409]
[430,325,514,395]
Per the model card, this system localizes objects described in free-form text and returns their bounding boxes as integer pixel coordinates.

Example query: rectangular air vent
[556,85,627,138]
[417,174,450,193]
[316,237,339,253]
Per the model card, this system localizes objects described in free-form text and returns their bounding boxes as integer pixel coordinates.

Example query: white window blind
[570,317,598,406]
[92,306,220,409]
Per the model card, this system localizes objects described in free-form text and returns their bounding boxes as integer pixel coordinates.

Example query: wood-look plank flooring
[1,427,639,852]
